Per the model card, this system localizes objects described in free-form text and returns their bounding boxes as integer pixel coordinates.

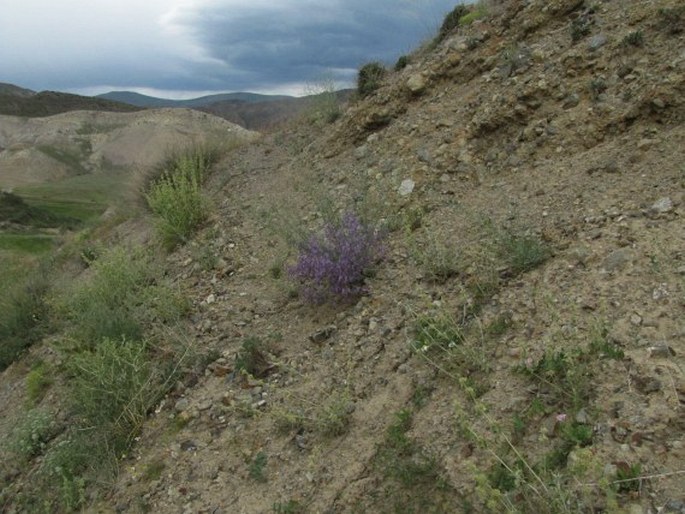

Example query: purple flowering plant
[289,211,385,303]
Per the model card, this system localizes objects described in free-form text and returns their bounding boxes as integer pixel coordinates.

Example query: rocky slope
[1,0,683,512]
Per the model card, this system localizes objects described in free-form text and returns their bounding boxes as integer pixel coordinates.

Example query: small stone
[206,294,216,304]
[174,398,190,412]
[575,408,589,424]
[354,145,369,160]
[562,93,580,109]
[310,326,336,344]
[398,179,415,196]
[588,34,608,51]
[650,197,673,214]
[630,314,642,326]
[651,98,666,109]
[648,344,676,358]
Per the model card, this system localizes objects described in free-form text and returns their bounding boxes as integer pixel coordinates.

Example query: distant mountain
[0,82,35,97]
[200,89,355,130]
[0,87,142,117]
[96,91,292,108]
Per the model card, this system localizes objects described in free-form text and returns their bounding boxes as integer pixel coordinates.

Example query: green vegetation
[273,500,304,513]
[357,62,386,98]
[394,55,409,71]
[275,390,353,437]
[235,337,273,378]
[622,30,644,47]
[7,409,55,460]
[495,227,550,276]
[248,451,268,482]
[26,361,54,404]
[459,4,487,26]
[367,408,456,512]
[16,172,127,222]
[0,265,51,369]
[437,5,469,42]
[145,146,217,248]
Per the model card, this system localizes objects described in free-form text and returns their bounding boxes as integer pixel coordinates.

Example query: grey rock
[398,179,415,196]
[354,145,369,160]
[648,344,676,358]
[650,197,673,214]
[310,325,337,344]
[562,93,580,109]
[588,34,608,51]
[601,248,635,272]
[174,398,190,412]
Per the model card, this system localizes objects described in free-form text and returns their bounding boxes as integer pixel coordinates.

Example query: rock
[398,179,415,196]
[663,500,685,513]
[180,440,197,452]
[562,93,580,109]
[630,314,642,326]
[575,408,589,424]
[310,325,337,344]
[648,344,676,358]
[406,74,426,95]
[650,197,673,214]
[588,34,608,51]
[601,248,635,272]
[206,293,216,304]
[174,398,190,412]
[354,145,369,160]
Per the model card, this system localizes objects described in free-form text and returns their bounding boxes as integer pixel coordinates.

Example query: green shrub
[145,148,214,248]
[235,337,273,378]
[437,4,469,42]
[496,230,550,275]
[67,338,161,452]
[357,62,387,98]
[26,361,53,404]
[0,267,50,369]
[622,30,644,47]
[394,55,409,71]
[8,409,55,459]
[459,5,487,26]
[58,247,149,344]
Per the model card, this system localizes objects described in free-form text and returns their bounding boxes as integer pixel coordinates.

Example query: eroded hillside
[1,1,683,513]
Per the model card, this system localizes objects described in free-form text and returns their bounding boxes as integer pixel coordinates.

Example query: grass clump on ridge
[145,146,217,249]
[357,62,387,98]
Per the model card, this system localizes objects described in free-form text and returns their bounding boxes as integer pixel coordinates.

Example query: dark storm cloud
[180,0,463,91]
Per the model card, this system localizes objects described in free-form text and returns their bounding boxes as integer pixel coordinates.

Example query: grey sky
[0,0,464,98]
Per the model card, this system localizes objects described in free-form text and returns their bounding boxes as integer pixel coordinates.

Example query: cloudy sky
[0,0,464,98]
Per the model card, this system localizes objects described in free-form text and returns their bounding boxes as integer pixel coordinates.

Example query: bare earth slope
[0,0,683,513]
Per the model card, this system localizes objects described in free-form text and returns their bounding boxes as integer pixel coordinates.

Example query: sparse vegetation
[0,266,51,369]
[437,4,469,42]
[394,55,409,71]
[495,227,550,276]
[622,30,644,47]
[145,146,217,248]
[357,62,386,98]
[249,451,268,482]
[26,361,53,404]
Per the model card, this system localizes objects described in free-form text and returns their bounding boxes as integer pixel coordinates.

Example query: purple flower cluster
[289,212,384,303]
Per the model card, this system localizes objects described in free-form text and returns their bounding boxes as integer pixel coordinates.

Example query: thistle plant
[289,212,384,303]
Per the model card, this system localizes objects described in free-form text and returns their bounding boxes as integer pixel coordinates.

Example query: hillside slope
[0,1,683,513]
[0,108,257,189]
[0,89,141,118]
